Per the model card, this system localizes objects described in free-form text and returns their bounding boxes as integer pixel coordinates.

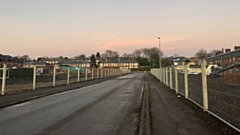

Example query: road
[0,73,144,135]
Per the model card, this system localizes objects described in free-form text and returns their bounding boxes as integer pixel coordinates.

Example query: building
[99,58,139,69]
[206,48,240,67]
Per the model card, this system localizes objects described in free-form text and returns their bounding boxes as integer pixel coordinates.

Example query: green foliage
[96,52,101,58]
[161,57,171,67]
[90,54,96,64]
[9,68,33,77]
[135,58,151,66]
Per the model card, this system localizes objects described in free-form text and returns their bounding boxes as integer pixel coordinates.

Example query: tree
[161,57,171,67]
[173,54,179,57]
[195,49,208,59]
[19,55,31,61]
[90,54,96,64]
[96,52,101,58]
[208,49,221,57]
[132,49,142,58]
[101,50,119,60]
[141,48,150,58]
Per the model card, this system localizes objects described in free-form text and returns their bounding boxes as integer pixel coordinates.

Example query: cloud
[96,36,186,50]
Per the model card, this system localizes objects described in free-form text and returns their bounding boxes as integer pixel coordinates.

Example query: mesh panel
[178,72,185,95]
[188,74,203,106]
[172,68,176,90]
[207,68,240,129]
[168,68,171,86]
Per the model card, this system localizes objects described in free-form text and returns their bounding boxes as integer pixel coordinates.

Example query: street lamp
[148,59,151,69]
[156,37,161,82]
[155,37,161,69]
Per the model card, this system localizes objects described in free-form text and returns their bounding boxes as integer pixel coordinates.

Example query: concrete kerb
[138,72,151,135]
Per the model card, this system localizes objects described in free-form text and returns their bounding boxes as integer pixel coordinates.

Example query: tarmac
[0,73,238,135]
[0,76,118,108]
[147,73,238,135]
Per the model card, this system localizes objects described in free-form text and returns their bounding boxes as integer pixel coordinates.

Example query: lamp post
[155,37,161,69]
[156,37,161,81]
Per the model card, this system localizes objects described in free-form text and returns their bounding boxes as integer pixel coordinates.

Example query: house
[0,54,23,68]
[206,48,240,67]
[99,58,139,69]
[171,57,190,66]
[23,61,48,68]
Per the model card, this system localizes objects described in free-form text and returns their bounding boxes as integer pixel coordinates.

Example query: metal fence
[1,64,129,95]
[151,59,240,132]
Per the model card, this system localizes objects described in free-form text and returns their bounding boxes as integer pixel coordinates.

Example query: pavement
[147,73,228,135]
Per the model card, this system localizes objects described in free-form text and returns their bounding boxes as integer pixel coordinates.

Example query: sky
[1,0,240,59]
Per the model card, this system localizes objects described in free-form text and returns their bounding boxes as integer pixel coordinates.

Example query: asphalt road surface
[0,73,144,135]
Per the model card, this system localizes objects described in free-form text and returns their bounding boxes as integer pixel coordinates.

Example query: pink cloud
[96,36,186,51]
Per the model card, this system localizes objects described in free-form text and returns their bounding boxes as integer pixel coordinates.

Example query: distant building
[99,58,139,69]
[22,57,139,70]
[0,54,23,68]
[171,57,189,66]
[206,48,240,67]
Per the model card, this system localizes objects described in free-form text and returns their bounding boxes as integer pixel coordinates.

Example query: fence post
[202,59,208,111]
[104,68,107,77]
[163,67,166,85]
[33,65,36,90]
[92,68,94,80]
[170,67,172,89]
[166,67,169,86]
[184,65,189,99]
[85,68,88,81]
[164,67,167,84]
[1,63,7,95]
[53,65,56,87]
[160,68,163,82]
[97,68,99,79]
[101,68,103,78]
[67,67,70,85]
[77,67,80,82]
[175,67,179,94]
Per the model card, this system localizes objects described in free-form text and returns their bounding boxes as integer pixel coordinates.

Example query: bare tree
[19,55,31,61]
[173,54,179,57]
[141,48,150,58]
[101,50,119,60]
[195,49,208,59]
[208,49,221,57]
[132,49,142,58]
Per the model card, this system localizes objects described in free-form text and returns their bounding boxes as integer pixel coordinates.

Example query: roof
[101,58,138,63]
[206,49,240,61]
[171,57,188,62]
[23,62,47,66]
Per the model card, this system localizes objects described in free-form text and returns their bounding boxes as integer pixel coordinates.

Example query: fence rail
[1,64,130,95]
[151,59,240,133]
